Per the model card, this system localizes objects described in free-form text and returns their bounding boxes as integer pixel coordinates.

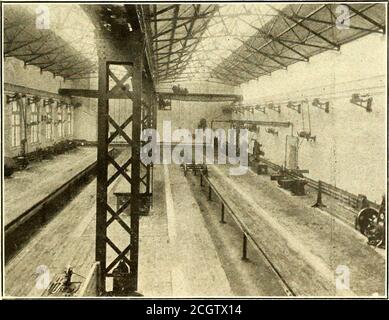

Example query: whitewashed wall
[239,34,386,203]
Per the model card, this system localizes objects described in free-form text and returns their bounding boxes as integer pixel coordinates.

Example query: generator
[355,197,385,248]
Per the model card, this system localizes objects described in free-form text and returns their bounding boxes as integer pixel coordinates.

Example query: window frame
[45,101,53,141]
[57,103,63,138]
[11,99,21,147]
[30,101,39,144]
[66,105,73,136]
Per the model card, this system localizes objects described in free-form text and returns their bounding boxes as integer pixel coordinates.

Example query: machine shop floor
[198,164,385,296]
[138,164,233,296]
[5,162,234,297]
[4,148,127,297]
[4,147,97,226]
[4,159,385,297]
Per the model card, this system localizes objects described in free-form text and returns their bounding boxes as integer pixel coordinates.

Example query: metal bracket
[350,94,373,112]
[254,105,266,113]
[27,95,41,105]
[266,128,279,136]
[286,101,301,113]
[298,130,316,142]
[267,103,281,113]
[6,92,24,104]
[43,98,54,106]
[312,98,329,113]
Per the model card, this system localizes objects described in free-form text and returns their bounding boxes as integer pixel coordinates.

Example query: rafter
[161,6,219,83]
[148,12,211,22]
[149,5,176,18]
[272,7,340,50]
[164,5,179,78]
[5,35,49,55]
[228,51,272,75]
[238,39,287,69]
[293,13,384,34]
[345,4,385,33]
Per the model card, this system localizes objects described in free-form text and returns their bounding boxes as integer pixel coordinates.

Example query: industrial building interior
[2,3,387,298]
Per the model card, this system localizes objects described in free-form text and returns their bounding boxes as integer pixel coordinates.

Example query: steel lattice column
[95,28,145,295]
[141,75,154,196]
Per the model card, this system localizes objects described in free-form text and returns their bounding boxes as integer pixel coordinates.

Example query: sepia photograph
[0,1,387,302]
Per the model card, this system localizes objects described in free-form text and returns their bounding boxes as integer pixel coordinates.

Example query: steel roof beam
[229,53,272,75]
[5,36,48,55]
[293,13,384,34]
[230,62,263,79]
[210,4,327,77]
[159,6,218,83]
[345,4,385,33]
[23,44,69,64]
[274,8,340,50]
[164,5,179,78]
[213,68,250,82]
[171,4,201,76]
[149,12,212,22]
[149,5,176,18]
[238,39,288,69]
[274,38,335,50]
[211,73,241,85]
[238,17,309,62]
[153,18,197,39]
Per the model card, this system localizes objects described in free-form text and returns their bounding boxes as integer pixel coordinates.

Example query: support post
[312,180,326,208]
[95,42,109,294]
[95,28,148,296]
[242,233,248,261]
[129,41,143,293]
[220,202,226,224]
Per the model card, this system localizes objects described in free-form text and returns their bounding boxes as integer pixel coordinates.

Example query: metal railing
[199,169,296,296]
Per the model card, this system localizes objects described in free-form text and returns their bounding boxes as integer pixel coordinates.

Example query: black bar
[242,234,248,261]
[95,49,109,293]
[130,39,144,292]
[220,202,226,224]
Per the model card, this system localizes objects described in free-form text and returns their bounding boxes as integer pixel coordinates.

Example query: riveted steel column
[95,35,109,294]
[95,28,145,295]
[129,39,144,292]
